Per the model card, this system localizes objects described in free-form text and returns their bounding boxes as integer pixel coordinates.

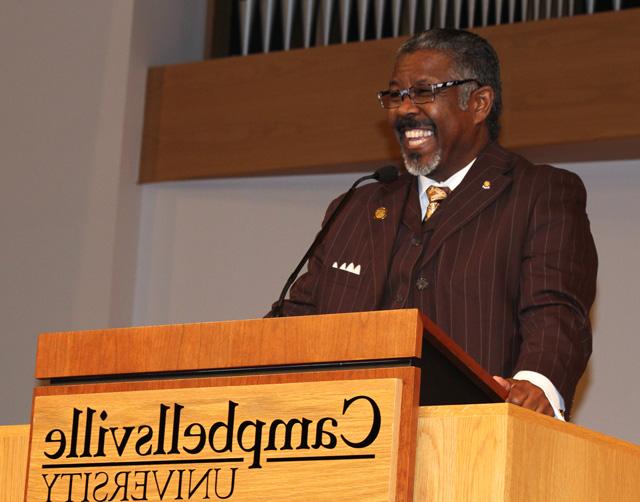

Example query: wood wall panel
[140,9,640,182]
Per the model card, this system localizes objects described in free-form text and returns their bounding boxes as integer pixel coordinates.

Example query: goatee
[402,149,442,177]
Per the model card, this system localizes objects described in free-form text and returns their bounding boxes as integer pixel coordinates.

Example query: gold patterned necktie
[424,185,451,221]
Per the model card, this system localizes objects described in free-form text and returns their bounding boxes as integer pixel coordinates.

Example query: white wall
[566,161,640,441]
[133,173,347,323]
[0,0,136,425]
[1,0,638,446]
[0,0,206,425]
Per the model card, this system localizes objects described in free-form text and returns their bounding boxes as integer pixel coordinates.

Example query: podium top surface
[35,309,424,380]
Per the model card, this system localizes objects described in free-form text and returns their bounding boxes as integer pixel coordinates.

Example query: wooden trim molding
[139,9,640,182]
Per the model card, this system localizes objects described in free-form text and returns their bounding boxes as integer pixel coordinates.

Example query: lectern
[3,309,639,501]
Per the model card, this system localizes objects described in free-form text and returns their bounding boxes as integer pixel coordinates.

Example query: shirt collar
[418,158,477,195]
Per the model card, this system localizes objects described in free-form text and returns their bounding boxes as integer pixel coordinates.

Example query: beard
[401,148,442,177]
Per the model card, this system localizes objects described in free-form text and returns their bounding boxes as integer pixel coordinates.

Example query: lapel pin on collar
[374,207,388,220]
[482,180,491,190]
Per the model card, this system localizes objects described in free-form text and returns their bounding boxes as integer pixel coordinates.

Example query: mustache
[394,117,436,135]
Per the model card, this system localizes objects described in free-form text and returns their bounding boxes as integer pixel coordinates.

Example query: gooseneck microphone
[268,165,400,318]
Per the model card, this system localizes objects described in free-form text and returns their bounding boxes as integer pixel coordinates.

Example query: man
[277,29,597,419]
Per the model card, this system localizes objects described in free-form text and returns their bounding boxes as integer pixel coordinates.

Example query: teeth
[404,129,433,139]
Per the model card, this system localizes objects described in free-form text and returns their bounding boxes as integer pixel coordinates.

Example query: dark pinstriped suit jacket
[281,142,597,411]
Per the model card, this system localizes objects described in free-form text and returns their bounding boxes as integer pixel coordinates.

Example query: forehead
[390,49,456,86]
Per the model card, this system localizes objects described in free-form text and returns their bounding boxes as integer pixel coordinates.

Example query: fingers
[505,380,555,417]
[536,402,554,416]
[493,377,555,417]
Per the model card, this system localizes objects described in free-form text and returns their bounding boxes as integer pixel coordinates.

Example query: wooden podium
[4,309,640,501]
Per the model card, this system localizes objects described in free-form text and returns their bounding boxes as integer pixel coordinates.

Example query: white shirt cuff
[513,370,566,421]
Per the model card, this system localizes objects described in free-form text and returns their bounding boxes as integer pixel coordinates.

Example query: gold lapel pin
[482,180,491,190]
[374,207,388,220]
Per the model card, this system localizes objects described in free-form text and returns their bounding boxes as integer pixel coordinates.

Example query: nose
[397,91,420,115]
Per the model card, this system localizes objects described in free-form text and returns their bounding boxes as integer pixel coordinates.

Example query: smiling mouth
[404,128,434,148]
[394,117,437,150]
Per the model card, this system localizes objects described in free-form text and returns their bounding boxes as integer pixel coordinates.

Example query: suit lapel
[365,174,414,308]
[423,143,515,264]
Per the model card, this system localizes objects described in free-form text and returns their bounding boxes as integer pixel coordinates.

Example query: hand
[493,376,554,417]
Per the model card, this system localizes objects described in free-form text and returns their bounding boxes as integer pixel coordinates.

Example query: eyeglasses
[377,79,479,109]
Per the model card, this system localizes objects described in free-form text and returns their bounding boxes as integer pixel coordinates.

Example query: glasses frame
[377,79,480,109]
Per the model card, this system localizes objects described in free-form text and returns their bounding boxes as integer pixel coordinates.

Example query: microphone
[268,165,399,318]
[374,164,401,183]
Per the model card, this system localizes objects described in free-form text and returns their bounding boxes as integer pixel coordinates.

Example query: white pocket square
[332,262,361,275]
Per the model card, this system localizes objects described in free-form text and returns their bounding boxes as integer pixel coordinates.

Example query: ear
[470,85,494,126]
